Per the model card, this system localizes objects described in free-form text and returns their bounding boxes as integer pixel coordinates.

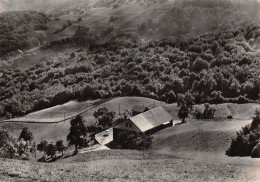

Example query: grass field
[0,145,259,181]
[0,97,165,144]
[2,97,259,144]
[1,97,260,181]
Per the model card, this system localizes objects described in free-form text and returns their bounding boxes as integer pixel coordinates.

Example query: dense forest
[0,25,259,119]
[139,0,260,39]
[0,10,49,57]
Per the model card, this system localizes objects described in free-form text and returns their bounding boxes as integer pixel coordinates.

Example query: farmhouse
[131,105,149,116]
[113,106,173,143]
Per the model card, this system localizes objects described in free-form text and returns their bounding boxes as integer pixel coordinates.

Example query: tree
[198,71,217,101]
[211,91,224,104]
[46,142,57,160]
[19,127,34,142]
[177,92,195,123]
[193,58,209,73]
[178,105,189,123]
[166,90,177,103]
[93,107,115,128]
[67,20,72,26]
[56,140,66,156]
[67,115,87,154]
[37,140,48,157]
[195,109,202,120]
[251,110,260,130]
[0,130,16,159]
[202,103,215,119]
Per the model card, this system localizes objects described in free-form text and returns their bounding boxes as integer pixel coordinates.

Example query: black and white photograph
[0,0,260,181]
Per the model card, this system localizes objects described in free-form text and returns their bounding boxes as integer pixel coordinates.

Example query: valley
[0,97,259,181]
[0,0,260,181]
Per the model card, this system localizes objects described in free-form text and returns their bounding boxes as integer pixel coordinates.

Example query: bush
[116,131,153,150]
[226,110,260,156]
[0,130,17,159]
[202,103,215,119]
[19,127,34,142]
[46,143,57,160]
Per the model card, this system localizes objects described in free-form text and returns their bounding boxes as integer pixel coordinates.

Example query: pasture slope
[0,97,165,143]
[2,0,175,70]
[0,97,260,181]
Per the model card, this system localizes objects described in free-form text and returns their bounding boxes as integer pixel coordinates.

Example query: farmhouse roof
[129,106,173,132]
[131,105,149,113]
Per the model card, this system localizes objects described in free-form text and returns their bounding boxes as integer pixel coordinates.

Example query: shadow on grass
[37,152,76,163]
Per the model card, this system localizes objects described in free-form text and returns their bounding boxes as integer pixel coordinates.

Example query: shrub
[55,140,66,156]
[202,103,215,119]
[0,130,16,159]
[46,143,57,160]
[19,127,34,142]
[37,140,48,157]
[226,110,260,156]
[116,131,153,150]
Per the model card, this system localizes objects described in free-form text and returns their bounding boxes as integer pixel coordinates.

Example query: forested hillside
[0,25,259,119]
[1,0,259,59]
[0,11,49,57]
[139,0,260,39]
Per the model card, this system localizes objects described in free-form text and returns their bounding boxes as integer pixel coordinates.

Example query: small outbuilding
[113,106,173,143]
[131,105,149,116]
[251,143,260,158]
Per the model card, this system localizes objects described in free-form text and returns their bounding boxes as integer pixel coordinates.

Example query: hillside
[0,150,260,181]
[1,97,259,148]
[0,97,259,181]
[0,25,260,120]
[0,10,49,58]
[140,0,260,39]
[33,0,260,44]
[0,1,260,181]
[0,97,165,143]
[1,0,260,65]
[151,119,252,155]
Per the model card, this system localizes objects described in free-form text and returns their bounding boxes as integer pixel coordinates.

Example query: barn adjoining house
[113,106,173,143]
[131,105,149,116]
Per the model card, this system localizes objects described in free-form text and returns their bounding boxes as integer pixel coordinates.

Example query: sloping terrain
[0,97,165,143]
[151,119,253,155]
[0,153,259,181]
[2,0,260,71]
[5,97,165,123]
[1,96,259,149]
[0,97,260,181]
[0,10,48,57]
[0,121,260,181]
